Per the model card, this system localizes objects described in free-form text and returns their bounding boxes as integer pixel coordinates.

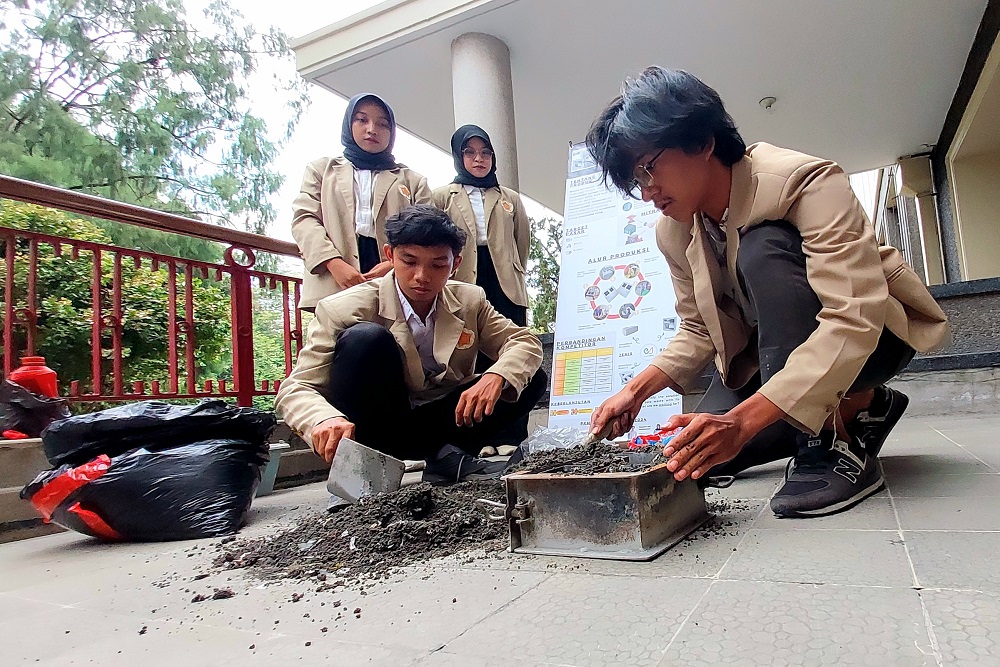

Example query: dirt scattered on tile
[215,481,506,583]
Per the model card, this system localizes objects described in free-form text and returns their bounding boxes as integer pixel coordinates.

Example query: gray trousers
[700,221,914,475]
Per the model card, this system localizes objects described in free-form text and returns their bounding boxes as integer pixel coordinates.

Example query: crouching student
[275,204,547,489]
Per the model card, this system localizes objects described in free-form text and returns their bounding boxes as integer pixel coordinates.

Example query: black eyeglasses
[626,148,667,199]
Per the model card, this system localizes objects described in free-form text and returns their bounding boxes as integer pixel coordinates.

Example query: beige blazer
[274,271,543,446]
[291,156,432,310]
[650,142,950,435]
[431,184,530,307]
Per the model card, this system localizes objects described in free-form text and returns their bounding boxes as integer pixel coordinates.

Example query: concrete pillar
[451,33,519,190]
[898,156,946,285]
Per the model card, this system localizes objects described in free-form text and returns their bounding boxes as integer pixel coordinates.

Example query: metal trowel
[326,437,406,504]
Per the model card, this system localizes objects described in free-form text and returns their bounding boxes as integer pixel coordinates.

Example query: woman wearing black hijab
[291,93,432,311]
[432,125,530,327]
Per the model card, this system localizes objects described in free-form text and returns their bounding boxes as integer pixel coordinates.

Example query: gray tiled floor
[3,414,1000,665]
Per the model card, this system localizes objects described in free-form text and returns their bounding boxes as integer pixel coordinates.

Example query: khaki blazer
[651,142,950,435]
[291,156,432,310]
[274,271,543,446]
[431,184,530,307]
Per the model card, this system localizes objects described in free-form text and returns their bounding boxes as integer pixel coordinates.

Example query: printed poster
[548,143,682,434]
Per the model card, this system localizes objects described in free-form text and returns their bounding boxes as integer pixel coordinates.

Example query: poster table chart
[552,347,615,396]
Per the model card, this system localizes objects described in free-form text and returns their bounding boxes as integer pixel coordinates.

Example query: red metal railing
[0,175,304,407]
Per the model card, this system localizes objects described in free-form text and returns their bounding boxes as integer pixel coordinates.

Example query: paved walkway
[3,414,1000,666]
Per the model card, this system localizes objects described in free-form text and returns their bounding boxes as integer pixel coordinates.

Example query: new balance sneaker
[421,448,508,486]
[770,429,884,518]
[848,386,909,458]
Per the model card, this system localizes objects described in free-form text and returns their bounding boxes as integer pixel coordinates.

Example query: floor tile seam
[536,570,717,582]
[0,590,83,611]
[410,564,724,579]
[891,494,1000,499]
[422,571,558,654]
[886,473,1000,478]
[411,652,581,667]
[930,427,1000,473]
[658,578,718,659]
[915,589,946,666]
[886,484,921,589]
[712,499,771,580]
[0,592,269,637]
[751,527,901,532]
[916,585,995,595]
[902,529,1000,533]
[712,576,914,590]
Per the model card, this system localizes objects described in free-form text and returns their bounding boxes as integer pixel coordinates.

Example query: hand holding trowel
[326,437,406,505]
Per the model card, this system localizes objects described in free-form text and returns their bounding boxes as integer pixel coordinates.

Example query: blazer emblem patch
[398,184,411,199]
[457,328,475,350]
[501,200,513,214]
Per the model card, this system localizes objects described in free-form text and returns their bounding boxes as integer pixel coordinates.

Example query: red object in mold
[9,356,59,398]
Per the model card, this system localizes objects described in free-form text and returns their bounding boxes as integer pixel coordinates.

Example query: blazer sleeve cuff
[306,250,343,275]
[756,381,834,436]
[649,354,706,395]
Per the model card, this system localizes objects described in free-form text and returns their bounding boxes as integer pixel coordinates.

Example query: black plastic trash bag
[21,439,269,541]
[42,399,275,466]
[0,379,71,438]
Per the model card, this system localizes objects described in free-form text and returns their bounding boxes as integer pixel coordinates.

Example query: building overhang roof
[292,0,988,212]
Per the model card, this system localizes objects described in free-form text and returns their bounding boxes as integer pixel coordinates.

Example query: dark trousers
[474,245,530,443]
[476,246,528,327]
[700,221,915,474]
[323,322,547,461]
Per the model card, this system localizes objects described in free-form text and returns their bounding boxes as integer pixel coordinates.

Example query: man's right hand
[590,387,645,439]
[310,416,355,463]
[325,258,366,289]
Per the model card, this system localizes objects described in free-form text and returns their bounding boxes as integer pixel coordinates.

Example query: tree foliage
[527,216,561,333]
[0,0,307,234]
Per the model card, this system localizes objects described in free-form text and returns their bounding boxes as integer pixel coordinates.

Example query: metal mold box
[503,461,709,561]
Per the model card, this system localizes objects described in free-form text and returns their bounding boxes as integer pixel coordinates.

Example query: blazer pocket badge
[457,328,475,350]
[501,199,514,214]
[398,184,411,200]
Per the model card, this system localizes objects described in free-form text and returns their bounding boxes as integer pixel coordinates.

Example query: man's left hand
[456,373,505,427]
[362,261,392,280]
[659,412,751,481]
[660,393,786,482]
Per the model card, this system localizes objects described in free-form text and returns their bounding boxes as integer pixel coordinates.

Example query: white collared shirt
[464,185,489,245]
[354,169,375,238]
[394,279,444,377]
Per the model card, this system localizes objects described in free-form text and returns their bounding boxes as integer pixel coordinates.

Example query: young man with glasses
[586,67,950,517]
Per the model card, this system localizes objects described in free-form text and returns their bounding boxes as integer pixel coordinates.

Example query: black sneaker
[421,450,508,486]
[848,386,909,458]
[770,430,884,518]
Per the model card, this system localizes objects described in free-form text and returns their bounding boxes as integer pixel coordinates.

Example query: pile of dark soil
[215,480,506,582]
[507,443,666,475]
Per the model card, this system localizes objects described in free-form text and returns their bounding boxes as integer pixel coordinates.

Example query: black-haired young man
[276,204,546,487]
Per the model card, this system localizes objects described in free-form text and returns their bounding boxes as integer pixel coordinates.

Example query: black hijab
[450,124,499,188]
[341,93,397,171]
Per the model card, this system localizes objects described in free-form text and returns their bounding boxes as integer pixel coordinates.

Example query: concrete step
[0,438,47,488]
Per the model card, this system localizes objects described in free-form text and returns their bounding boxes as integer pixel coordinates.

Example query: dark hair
[586,67,746,193]
[385,205,467,256]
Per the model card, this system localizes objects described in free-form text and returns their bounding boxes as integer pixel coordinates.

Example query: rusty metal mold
[502,457,709,561]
